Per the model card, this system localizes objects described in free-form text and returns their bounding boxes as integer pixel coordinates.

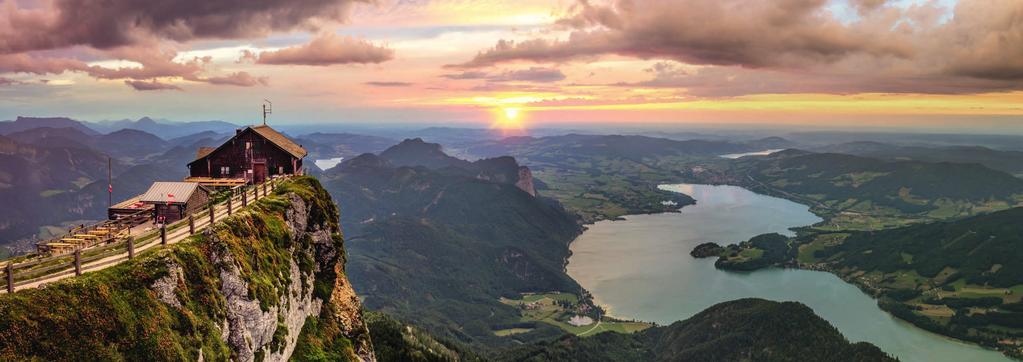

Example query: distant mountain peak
[1,116,98,136]
[339,153,392,171]
[136,116,158,125]
[379,138,470,169]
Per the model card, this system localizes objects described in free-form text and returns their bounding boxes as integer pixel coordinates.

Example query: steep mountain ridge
[0,116,98,136]
[0,177,374,361]
[323,145,582,348]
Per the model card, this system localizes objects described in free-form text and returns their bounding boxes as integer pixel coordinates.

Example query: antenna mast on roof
[262,99,272,126]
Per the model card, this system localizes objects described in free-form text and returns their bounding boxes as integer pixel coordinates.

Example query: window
[278,166,284,174]
[220,166,230,175]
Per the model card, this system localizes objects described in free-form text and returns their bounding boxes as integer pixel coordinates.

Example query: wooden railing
[0,176,290,294]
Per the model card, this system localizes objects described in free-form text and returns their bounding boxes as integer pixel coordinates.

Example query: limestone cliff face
[515,166,536,197]
[0,176,373,362]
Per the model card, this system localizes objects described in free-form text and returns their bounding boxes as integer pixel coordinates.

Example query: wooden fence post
[263,182,268,197]
[227,194,233,215]
[160,224,167,246]
[189,214,195,235]
[6,263,13,293]
[127,237,135,259]
[209,203,215,225]
[242,189,248,207]
[74,249,82,276]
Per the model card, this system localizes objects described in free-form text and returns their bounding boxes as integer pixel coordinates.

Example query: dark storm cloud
[0,0,370,54]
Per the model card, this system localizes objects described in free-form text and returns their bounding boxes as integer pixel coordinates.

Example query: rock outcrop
[515,166,536,197]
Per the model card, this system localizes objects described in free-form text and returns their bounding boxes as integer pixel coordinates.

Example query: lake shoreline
[564,183,1012,362]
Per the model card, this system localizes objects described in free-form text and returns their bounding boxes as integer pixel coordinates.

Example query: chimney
[236,128,242,135]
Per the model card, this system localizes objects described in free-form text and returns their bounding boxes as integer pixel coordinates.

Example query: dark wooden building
[139,182,211,224]
[187,125,307,184]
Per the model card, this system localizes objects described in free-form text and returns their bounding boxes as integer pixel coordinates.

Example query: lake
[314,157,344,171]
[719,149,784,159]
[566,183,1010,362]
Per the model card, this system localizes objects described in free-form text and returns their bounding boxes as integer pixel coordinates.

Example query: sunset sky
[1,0,1022,132]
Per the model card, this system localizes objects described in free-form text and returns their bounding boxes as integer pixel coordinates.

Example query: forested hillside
[496,298,893,362]
[687,150,1023,229]
[322,141,584,349]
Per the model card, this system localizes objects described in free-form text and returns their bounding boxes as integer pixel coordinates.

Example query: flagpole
[108,156,112,209]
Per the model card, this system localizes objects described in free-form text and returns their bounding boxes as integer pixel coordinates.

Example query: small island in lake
[690,233,792,271]
[690,242,724,258]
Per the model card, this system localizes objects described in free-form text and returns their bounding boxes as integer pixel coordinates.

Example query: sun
[503,107,520,120]
[491,107,526,132]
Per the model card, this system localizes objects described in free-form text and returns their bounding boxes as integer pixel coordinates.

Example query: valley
[4,117,1023,360]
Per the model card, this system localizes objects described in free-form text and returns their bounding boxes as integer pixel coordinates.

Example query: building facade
[139,182,211,223]
[187,125,306,184]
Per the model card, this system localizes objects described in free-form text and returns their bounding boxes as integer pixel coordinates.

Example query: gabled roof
[189,124,307,164]
[196,147,216,160]
[139,182,208,203]
[250,125,307,158]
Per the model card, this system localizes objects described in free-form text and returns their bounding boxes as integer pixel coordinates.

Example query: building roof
[250,125,307,158]
[139,182,207,203]
[195,147,216,160]
[189,124,307,163]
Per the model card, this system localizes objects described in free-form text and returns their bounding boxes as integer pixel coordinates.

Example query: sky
[1,0,1022,132]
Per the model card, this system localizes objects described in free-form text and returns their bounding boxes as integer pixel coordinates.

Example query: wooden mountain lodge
[186,125,307,186]
[140,182,211,224]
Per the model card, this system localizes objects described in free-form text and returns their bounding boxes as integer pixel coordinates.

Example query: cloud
[253,33,394,66]
[452,0,1023,94]
[364,81,412,87]
[441,67,566,83]
[203,71,268,87]
[0,0,370,54]
[453,0,911,69]
[1,46,268,90]
[0,77,22,86]
[0,53,89,75]
[487,67,565,82]
[940,0,1023,80]
[84,48,209,81]
[124,79,182,91]
[440,71,489,80]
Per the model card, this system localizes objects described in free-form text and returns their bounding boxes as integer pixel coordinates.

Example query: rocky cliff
[0,176,373,361]
[515,165,536,197]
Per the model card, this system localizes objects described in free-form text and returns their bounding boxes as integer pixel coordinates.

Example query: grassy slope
[0,177,364,361]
